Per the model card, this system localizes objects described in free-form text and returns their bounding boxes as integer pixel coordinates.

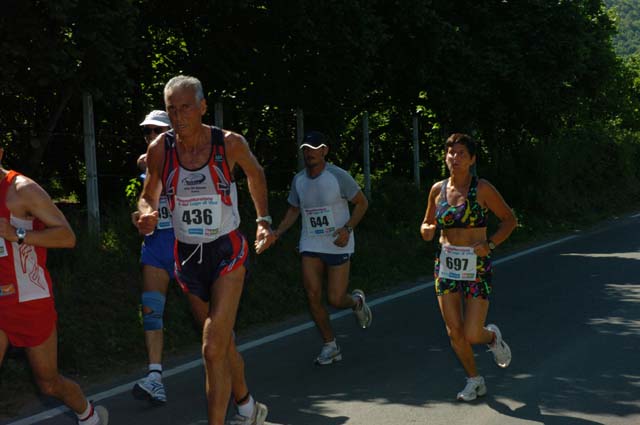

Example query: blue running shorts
[141,228,176,279]
[301,251,352,267]
[175,229,249,302]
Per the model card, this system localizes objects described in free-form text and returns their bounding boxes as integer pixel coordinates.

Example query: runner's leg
[301,256,333,342]
[438,292,479,377]
[194,265,245,425]
[188,293,249,408]
[0,329,8,367]
[463,297,492,345]
[25,328,90,414]
[142,265,171,365]
[326,260,356,310]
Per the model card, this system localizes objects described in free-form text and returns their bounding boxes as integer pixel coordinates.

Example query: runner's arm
[345,190,368,229]
[333,190,368,247]
[420,182,441,241]
[274,205,301,239]
[225,131,275,252]
[137,153,147,171]
[136,136,164,234]
[226,132,270,218]
[478,179,517,248]
[0,177,76,248]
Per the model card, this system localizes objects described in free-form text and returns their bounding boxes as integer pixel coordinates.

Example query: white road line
[492,234,579,266]
[2,229,588,424]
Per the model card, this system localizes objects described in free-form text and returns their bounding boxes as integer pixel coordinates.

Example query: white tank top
[170,164,240,244]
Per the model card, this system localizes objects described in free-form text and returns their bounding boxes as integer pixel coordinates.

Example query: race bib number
[0,238,7,257]
[304,206,336,237]
[175,194,221,237]
[438,245,477,281]
[157,196,173,230]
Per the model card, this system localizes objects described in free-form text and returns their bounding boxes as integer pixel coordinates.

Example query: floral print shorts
[434,249,493,299]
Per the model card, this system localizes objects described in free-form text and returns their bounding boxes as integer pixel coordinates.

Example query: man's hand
[137,153,148,171]
[131,211,141,228]
[0,218,16,242]
[254,222,276,254]
[136,211,159,235]
[332,227,350,247]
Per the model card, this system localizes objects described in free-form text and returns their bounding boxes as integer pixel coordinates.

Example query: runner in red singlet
[0,148,108,425]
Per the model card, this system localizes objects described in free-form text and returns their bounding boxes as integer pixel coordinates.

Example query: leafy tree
[0,0,139,199]
[0,0,637,200]
[605,0,640,56]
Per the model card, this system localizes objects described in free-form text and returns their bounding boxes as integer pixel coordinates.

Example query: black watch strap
[16,227,26,245]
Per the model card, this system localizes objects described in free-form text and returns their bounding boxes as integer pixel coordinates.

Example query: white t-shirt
[287,163,361,254]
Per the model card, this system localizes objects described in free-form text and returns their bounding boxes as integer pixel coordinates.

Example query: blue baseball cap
[300,131,328,149]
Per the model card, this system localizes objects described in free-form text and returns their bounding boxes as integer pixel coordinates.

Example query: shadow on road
[254,231,640,424]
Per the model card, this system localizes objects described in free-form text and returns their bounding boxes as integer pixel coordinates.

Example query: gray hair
[164,75,205,102]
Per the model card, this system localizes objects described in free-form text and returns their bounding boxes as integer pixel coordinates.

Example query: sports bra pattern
[435,177,488,229]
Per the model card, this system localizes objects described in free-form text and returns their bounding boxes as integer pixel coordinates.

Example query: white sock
[148,364,162,382]
[352,294,362,310]
[77,402,98,425]
[237,394,255,418]
[324,339,337,348]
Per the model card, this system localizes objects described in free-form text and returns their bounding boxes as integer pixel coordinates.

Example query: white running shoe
[94,405,109,425]
[456,376,487,401]
[352,289,372,329]
[486,323,512,368]
[315,342,342,365]
[226,401,268,425]
[132,375,167,405]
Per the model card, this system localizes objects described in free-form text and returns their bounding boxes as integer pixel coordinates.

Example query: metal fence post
[82,92,100,237]
[214,101,223,128]
[413,115,420,188]
[296,107,304,171]
[363,111,371,200]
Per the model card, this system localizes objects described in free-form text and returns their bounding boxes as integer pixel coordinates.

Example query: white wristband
[255,215,272,225]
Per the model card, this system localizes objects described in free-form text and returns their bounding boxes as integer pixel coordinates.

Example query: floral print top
[435,177,488,229]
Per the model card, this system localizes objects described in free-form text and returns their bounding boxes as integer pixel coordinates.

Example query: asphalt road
[3,212,640,425]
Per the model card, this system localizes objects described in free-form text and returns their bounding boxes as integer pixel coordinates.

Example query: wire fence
[2,94,446,234]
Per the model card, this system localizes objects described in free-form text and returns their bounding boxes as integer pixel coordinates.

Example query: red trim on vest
[162,127,234,210]
[0,171,52,306]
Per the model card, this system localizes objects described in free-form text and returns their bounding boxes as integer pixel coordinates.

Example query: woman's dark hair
[445,133,477,157]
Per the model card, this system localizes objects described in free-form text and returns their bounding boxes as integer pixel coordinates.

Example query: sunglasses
[142,126,166,136]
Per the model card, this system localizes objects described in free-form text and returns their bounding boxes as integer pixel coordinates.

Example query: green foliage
[0,0,140,190]
[3,0,637,198]
[605,0,640,56]
[478,123,640,227]
[4,0,640,416]
[125,177,142,206]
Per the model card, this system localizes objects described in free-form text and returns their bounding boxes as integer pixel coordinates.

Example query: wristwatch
[345,225,353,234]
[255,215,272,225]
[487,239,496,251]
[16,227,26,245]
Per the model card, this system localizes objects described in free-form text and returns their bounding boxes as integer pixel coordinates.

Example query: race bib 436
[175,194,221,237]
